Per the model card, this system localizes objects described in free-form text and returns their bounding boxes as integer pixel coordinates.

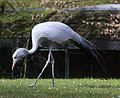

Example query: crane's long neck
[28,46,38,54]
[28,41,38,54]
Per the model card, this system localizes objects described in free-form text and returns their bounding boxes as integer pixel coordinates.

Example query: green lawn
[0,79,120,98]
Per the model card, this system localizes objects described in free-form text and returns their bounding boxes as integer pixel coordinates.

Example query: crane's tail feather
[73,36,109,78]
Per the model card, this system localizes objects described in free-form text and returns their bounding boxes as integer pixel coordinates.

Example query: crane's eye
[14,56,17,59]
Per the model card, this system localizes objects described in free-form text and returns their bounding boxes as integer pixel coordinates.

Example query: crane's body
[29,22,80,54]
[32,22,74,44]
[12,21,108,87]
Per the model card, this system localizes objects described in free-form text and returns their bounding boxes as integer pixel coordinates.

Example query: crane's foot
[29,82,36,88]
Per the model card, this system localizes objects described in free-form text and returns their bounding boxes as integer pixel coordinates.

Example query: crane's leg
[50,51,55,87]
[30,49,52,87]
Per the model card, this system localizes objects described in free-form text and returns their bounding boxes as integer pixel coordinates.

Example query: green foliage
[0,9,54,39]
[0,79,120,98]
[0,0,40,8]
[0,0,120,39]
[0,0,119,10]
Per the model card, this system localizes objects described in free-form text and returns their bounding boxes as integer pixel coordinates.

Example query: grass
[0,79,120,98]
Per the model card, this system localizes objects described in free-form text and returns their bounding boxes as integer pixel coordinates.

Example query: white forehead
[12,48,26,58]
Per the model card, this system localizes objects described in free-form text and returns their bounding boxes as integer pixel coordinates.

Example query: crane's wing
[72,34,109,78]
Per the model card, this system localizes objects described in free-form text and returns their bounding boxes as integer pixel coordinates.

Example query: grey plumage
[12,22,108,87]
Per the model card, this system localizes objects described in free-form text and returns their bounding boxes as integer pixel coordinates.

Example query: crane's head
[12,48,29,70]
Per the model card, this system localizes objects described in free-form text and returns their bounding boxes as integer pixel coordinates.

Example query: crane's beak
[12,59,18,70]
